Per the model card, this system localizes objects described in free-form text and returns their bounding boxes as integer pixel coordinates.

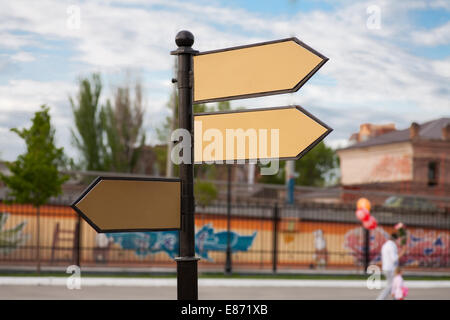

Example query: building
[337,118,450,205]
[349,123,396,144]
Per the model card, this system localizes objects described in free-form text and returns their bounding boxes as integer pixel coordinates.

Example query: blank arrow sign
[71,177,181,233]
[194,106,332,163]
[193,38,328,103]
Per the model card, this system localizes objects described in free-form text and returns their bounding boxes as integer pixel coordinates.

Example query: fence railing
[0,201,448,272]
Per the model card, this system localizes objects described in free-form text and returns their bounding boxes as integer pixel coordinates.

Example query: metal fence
[0,201,448,272]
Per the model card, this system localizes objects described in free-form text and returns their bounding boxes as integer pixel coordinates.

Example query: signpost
[72,30,329,301]
[171,31,199,300]
[71,177,181,232]
[194,106,331,163]
[193,38,328,103]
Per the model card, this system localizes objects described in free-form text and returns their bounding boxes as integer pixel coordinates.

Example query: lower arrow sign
[71,177,181,233]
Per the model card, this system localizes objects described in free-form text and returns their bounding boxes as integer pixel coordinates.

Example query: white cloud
[0,32,36,49]
[429,0,450,10]
[411,21,450,46]
[0,0,449,162]
[10,51,35,62]
[0,80,74,112]
[431,58,450,78]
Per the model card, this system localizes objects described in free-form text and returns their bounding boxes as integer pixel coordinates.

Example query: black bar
[74,216,81,267]
[364,228,370,273]
[171,30,199,300]
[272,203,279,273]
[36,206,41,274]
[225,165,232,275]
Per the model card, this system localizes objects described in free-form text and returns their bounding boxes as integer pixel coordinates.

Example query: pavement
[1,277,449,300]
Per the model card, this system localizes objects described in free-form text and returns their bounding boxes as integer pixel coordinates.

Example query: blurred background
[0,0,449,278]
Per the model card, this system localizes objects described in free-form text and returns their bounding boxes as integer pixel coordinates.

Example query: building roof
[339,117,450,151]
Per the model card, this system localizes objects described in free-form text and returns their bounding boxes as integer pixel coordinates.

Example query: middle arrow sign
[194,106,332,163]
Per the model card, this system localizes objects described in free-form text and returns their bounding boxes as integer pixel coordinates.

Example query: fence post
[225,165,232,275]
[364,228,370,273]
[73,216,81,267]
[36,206,41,274]
[272,202,279,273]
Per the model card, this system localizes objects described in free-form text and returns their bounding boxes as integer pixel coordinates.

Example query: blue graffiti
[108,231,179,258]
[195,224,257,261]
[106,224,257,261]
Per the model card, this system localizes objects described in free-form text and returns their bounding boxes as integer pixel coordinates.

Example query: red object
[370,217,378,230]
[356,208,370,222]
[363,216,377,230]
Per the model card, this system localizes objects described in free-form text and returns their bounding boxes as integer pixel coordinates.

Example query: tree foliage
[194,181,218,206]
[156,91,210,145]
[0,105,69,207]
[71,73,147,173]
[259,142,339,187]
[70,73,107,171]
[102,81,146,172]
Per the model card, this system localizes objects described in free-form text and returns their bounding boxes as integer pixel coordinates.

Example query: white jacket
[381,240,398,271]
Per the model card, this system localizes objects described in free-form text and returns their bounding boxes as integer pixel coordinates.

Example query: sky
[0,0,449,162]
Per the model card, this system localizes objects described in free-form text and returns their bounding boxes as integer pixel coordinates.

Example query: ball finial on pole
[175,30,194,47]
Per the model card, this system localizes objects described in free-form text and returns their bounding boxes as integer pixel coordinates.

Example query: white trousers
[376,269,394,300]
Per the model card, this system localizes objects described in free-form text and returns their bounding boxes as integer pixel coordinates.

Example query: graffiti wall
[0,203,448,269]
[99,224,256,262]
[0,213,30,255]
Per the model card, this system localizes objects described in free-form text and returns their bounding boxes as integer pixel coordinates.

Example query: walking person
[377,233,406,300]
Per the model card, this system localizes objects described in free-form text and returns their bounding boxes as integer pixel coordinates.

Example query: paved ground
[1,283,449,300]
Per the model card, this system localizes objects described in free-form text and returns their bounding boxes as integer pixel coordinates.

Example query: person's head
[395,267,402,275]
[391,232,399,241]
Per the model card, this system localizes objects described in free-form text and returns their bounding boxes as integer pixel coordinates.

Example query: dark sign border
[193,105,333,164]
[193,37,329,104]
[71,176,182,233]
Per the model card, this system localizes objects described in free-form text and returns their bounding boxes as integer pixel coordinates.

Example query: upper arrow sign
[194,106,332,163]
[193,38,328,103]
[71,177,181,233]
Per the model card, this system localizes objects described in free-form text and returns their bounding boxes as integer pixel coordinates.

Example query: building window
[428,162,438,186]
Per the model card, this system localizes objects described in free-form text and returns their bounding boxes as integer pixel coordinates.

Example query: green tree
[156,86,210,177]
[70,73,108,171]
[194,181,218,206]
[157,90,210,144]
[0,105,69,272]
[102,81,146,172]
[295,142,339,186]
[216,101,231,112]
[260,142,339,186]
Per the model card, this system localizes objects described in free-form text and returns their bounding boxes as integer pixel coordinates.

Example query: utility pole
[171,30,199,300]
[225,165,232,275]
[285,160,295,204]
[364,228,370,273]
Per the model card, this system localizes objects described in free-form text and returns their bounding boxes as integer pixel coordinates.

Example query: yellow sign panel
[194,106,332,163]
[193,38,327,103]
[71,177,181,232]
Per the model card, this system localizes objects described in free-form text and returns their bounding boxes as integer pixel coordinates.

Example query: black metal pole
[272,203,279,273]
[225,165,232,275]
[171,30,199,300]
[36,206,41,275]
[75,216,81,267]
[364,228,370,273]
